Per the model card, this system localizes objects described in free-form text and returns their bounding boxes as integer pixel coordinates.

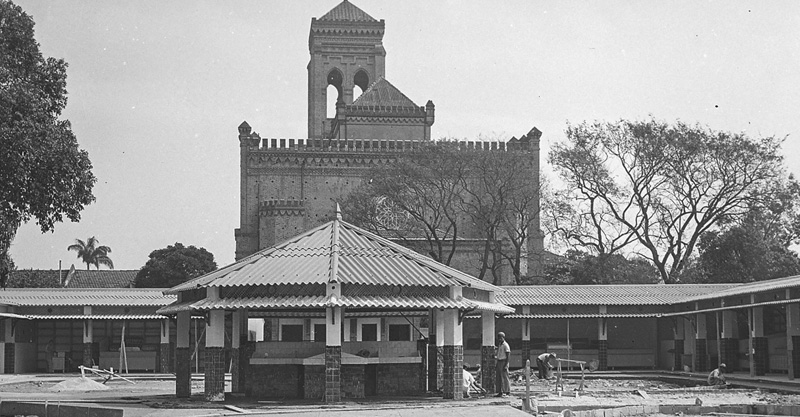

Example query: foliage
[541,250,660,285]
[134,243,217,288]
[696,175,800,283]
[5,268,61,288]
[548,117,785,283]
[340,139,540,284]
[0,252,14,288]
[67,237,113,270]
[0,1,96,278]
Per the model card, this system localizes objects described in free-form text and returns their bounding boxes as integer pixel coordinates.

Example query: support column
[231,309,246,393]
[720,308,738,372]
[598,306,608,371]
[204,307,226,401]
[787,292,800,379]
[442,286,463,400]
[175,309,191,398]
[673,318,684,371]
[481,293,496,392]
[521,305,531,369]
[325,282,343,403]
[427,310,437,391]
[159,319,171,373]
[436,309,445,392]
[694,311,708,372]
[82,306,94,368]
[750,304,767,376]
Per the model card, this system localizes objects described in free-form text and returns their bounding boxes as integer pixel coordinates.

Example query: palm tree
[67,237,114,270]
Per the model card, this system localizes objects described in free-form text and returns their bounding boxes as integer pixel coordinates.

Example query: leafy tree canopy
[134,243,217,288]
[548,117,786,283]
[1,1,96,283]
[540,250,660,285]
[67,236,113,270]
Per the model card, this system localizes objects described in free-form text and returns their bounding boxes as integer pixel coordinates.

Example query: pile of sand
[49,377,109,392]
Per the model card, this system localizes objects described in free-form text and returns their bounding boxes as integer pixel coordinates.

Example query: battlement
[343,104,428,116]
[259,199,305,217]
[238,123,540,153]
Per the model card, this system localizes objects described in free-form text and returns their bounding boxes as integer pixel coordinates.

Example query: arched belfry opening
[326,68,344,118]
[353,69,369,101]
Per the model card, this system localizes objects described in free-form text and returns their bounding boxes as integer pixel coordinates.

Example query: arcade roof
[0,288,174,307]
[497,284,738,306]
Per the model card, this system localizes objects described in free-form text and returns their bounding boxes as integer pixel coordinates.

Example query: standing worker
[495,332,511,397]
[537,352,557,380]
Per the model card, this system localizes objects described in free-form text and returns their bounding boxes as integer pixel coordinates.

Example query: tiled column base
[159,343,171,373]
[720,338,739,372]
[753,337,768,376]
[480,345,496,392]
[417,339,428,391]
[521,340,531,369]
[436,346,444,392]
[176,347,191,398]
[694,339,708,372]
[598,340,608,371]
[325,346,342,403]
[793,337,800,378]
[204,347,226,401]
[83,342,93,368]
[427,335,438,391]
[3,343,14,374]
[231,348,241,393]
[673,340,684,371]
[442,345,463,400]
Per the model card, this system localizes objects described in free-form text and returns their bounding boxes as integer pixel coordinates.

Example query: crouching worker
[537,352,557,380]
[463,365,484,398]
[708,363,727,386]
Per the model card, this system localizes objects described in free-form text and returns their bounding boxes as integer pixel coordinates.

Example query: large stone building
[234,0,544,284]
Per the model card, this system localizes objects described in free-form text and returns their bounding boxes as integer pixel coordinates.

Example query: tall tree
[549,118,785,283]
[0,1,96,283]
[67,237,113,270]
[134,243,216,288]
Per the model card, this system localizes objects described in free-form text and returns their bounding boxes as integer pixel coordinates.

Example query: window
[281,324,303,342]
[361,323,378,341]
[314,324,326,343]
[388,324,410,341]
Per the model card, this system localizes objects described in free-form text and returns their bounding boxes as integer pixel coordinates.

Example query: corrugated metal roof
[497,284,738,306]
[26,315,166,320]
[167,218,502,294]
[679,275,800,303]
[502,313,660,319]
[318,1,377,22]
[0,288,174,307]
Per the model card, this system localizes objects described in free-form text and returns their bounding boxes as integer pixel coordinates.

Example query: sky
[9,0,800,271]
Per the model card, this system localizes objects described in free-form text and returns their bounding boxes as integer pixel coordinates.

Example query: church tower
[308,1,386,139]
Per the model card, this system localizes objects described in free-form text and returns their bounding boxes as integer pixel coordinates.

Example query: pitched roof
[63,269,137,288]
[319,1,377,22]
[497,284,738,306]
[352,78,419,108]
[679,274,800,303]
[167,215,502,294]
[0,288,174,307]
[7,269,68,287]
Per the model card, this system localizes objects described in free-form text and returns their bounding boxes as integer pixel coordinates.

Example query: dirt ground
[2,374,800,415]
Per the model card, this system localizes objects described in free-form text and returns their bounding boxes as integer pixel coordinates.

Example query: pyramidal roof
[166,212,501,294]
[319,0,377,22]
[352,77,418,108]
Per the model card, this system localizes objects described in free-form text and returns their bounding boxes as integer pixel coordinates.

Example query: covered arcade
[157,208,513,402]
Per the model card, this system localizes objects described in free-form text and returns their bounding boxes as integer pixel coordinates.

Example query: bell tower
[308,1,386,139]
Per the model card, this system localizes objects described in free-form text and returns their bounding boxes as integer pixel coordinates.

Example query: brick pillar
[694,339,708,372]
[418,339,428,391]
[3,343,14,374]
[176,347,191,397]
[159,343,171,373]
[442,345,463,400]
[480,345,496,391]
[598,340,608,371]
[204,346,226,401]
[753,337,768,376]
[435,309,445,391]
[82,315,94,368]
[325,346,342,403]
[793,336,800,378]
[673,339,684,371]
[521,340,531,369]
[231,310,247,394]
[83,342,93,367]
[720,338,738,372]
